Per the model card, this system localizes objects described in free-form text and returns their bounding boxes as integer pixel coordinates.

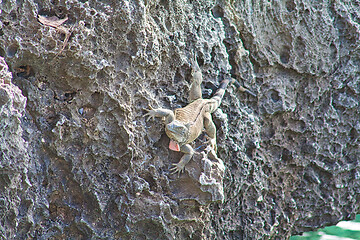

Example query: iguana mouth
[169,139,180,152]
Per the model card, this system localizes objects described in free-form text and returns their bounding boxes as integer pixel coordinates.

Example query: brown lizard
[145,66,256,176]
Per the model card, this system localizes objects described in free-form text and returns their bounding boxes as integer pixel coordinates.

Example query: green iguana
[145,65,255,176]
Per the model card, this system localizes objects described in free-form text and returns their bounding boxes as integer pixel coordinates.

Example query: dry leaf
[38,15,68,28]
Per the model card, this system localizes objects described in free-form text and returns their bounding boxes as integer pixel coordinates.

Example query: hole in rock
[280,46,290,64]
[0,47,5,57]
[7,44,18,57]
[9,10,17,21]
[245,140,256,158]
[14,65,34,78]
[212,5,224,18]
[196,55,204,67]
[78,105,95,119]
[286,0,296,12]
[270,90,281,102]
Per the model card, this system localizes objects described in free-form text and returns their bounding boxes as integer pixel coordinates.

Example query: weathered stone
[0,0,359,239]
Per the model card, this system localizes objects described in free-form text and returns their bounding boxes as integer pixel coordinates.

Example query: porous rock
[0,0,359,239]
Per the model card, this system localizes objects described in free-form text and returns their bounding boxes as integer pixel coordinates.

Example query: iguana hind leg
[204,112,217,152]
[188,69,203,102]
[170,144,194,176]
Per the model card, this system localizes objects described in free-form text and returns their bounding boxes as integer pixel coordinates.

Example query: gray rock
[0,0,359,239]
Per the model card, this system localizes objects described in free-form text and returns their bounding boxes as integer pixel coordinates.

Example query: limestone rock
[0,0,359,239]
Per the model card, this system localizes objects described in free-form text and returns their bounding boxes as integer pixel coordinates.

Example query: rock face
[0,0,359,239]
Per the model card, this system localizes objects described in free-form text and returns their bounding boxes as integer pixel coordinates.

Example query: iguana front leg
[144,107,175,124]
[170,144,194,176]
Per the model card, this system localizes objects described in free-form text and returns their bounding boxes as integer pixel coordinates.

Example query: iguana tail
[209,77,256,112]
[209,78,233,112]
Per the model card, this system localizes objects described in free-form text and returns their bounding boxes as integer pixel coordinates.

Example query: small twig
[37,15,74,59]
[54,25,75,58]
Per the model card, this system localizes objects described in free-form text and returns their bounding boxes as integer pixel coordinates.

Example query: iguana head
[165,120,191,148]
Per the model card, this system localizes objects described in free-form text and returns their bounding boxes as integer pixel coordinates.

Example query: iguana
[144,66,255,176]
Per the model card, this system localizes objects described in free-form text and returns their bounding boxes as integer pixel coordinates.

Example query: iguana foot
[170,163,185,177]
[143,106,156,121]
[206,138,217,152]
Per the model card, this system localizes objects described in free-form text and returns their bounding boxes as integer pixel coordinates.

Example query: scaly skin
[145,65,255,176]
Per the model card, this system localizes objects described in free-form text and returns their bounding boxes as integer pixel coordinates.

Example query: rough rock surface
[0,0,359,239]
